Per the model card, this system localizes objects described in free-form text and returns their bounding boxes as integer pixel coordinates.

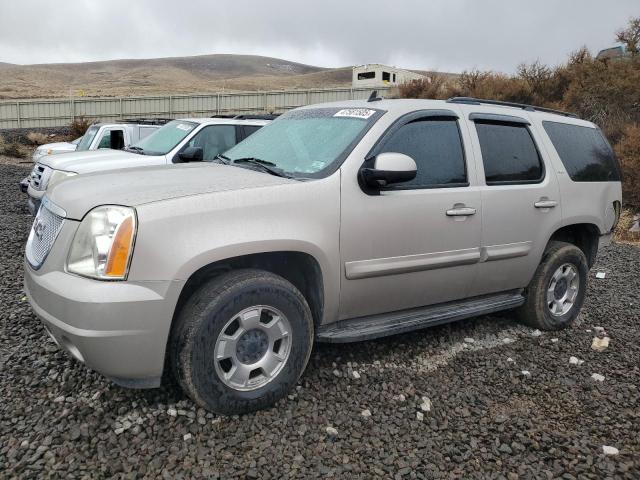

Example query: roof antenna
[367,90,381,102]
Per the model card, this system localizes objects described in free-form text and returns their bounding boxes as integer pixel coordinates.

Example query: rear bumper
[24,259,184,388]
[599,233,612,249]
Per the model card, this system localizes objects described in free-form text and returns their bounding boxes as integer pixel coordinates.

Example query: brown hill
[0,54,353,99]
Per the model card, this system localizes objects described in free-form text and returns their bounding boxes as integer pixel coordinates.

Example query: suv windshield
[131,120,198,155]
[223,107,382,178]
[76,126,99,151]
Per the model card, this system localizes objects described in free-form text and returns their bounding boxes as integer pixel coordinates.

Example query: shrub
[614,124,640,207]
[0,135,26,159]
[397,74,449,100]
[70,116,91,138]
[614,208,640,244]
[26,131,49,145]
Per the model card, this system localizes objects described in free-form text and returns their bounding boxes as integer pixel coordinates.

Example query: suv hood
[38,149,163,174]
[47,162,294,220]
[38,141,77,152]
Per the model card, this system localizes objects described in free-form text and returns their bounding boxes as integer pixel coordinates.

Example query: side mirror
[360,152,417,189]
[178,146,204,162]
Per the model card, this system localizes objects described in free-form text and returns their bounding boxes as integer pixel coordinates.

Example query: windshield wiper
[125,146,145,155]
[231,157,293,179]
[213,154,231,164]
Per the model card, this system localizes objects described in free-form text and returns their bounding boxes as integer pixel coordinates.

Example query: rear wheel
[170,269,314,414]
[517,241,588,330]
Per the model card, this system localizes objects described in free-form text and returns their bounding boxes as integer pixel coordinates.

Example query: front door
[339,112,482,320]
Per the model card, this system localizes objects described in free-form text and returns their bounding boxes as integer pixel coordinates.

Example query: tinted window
[378,118,467,188]
[242,125,262,139]
[475,122,543,184]
[543,121,620,182]
[187,125,236,161]
[357,71,376,80]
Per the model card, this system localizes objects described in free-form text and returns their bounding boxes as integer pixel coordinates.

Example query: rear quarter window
[542,121,621,182]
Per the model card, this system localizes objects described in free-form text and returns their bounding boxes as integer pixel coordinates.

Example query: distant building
[352,64,428,88]
[596,45,630,60]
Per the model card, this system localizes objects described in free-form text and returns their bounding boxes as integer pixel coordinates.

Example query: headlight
[47,170,77,189]
[67,206,137,280]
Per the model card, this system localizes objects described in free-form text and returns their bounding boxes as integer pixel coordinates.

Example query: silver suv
[24,98,622,414]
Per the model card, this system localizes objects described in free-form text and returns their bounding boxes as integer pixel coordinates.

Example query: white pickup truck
[24,116,271,214]
[21,119,170,194]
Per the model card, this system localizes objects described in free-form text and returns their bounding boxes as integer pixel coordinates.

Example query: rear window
[542,121,620,182]
[475,122,543,184]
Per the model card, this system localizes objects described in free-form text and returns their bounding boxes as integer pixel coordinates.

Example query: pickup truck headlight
[67,206,137,280]
[48,170,77,189]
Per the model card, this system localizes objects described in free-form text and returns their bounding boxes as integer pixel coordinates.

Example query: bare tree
[616,17,640,56]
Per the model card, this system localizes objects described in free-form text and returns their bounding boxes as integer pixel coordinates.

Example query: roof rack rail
[120,117,174,125]
[446,97,578,118]
[233,114,280,120]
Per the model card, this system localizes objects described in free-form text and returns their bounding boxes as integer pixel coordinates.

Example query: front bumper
[20,177,29,193]
[24,259,184,388]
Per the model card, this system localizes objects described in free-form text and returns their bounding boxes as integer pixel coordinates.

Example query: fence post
[263,92,267,113]
[16,102,21,128]
[216,93,220,115]
[119,98,123,120]
[168,95,172,117]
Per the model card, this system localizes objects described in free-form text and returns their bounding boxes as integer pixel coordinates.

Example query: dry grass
[0,135,27,159]
[70,117,91,138]
[26,132,48,145]
[614,209,640,244]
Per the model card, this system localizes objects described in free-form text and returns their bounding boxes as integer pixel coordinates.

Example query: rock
[591,373,605,382]
[602,445,619,455]
[503,337,515,344]
[351,370,361,380]
[332,369,341,378]
[595,272,606,279]
[361,409,372,418]
[395,394,406,402]
[531,329,542,337]
[325,426,338,437]
[593,326,605,333]
[591,336,610,352]
[420,397,432,412]
[114,428,125,435]
[551,338,559,343]
[53,396,65,403]
[521,370,531,377]
[507,357,515,363]
[183,433,192,441]
[416,412,424,421]
[464,337,475,344]
[569,356,584,365]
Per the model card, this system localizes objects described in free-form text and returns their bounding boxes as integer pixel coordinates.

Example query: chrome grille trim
[25,199,65,269]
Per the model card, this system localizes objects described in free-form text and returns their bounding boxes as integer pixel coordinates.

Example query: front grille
[29,163,51,191]
[25,202,65,269]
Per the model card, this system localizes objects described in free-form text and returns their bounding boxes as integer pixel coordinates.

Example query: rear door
[238,125,263,141]
[463,109,563,296]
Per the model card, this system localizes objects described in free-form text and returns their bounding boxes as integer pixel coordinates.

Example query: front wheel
[517,241,588,330]
[170,269,314,414]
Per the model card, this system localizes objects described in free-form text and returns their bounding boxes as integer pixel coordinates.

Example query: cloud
[0,0,637,72]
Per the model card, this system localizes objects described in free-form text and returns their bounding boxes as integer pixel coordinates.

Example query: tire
[170,269,314,415]
[517,241,588,330]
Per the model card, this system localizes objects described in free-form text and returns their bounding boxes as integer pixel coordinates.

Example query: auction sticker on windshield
[334,109,376,119]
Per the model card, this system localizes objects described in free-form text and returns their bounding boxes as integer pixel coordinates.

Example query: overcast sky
[0,0,637,72]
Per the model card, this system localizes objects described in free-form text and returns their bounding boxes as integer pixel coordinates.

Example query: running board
[316,290,525,343]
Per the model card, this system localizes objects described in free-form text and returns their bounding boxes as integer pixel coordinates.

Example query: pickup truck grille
[29,163,51,191]
[25,201,64,269]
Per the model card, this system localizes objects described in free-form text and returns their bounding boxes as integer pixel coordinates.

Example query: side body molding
[345,241,533,280]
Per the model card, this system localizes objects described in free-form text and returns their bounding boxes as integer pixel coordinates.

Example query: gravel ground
[1,160,639,479]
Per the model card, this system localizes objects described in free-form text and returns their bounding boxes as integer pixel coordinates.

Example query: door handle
[534,200,558,209]
[446,206,477,217]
